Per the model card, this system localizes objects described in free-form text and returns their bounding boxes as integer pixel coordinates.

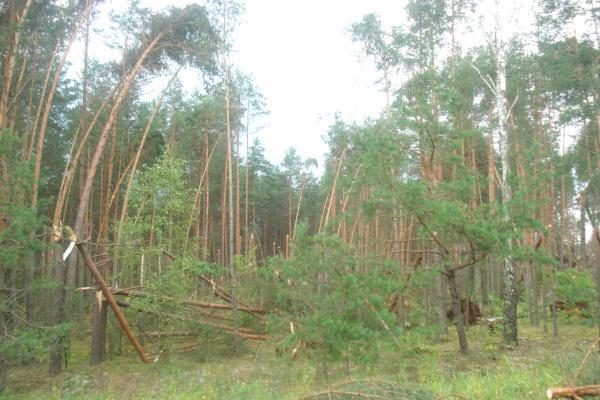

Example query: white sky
[231,1,402,166]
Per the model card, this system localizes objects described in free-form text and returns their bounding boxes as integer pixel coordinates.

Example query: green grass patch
[4,321,598,399]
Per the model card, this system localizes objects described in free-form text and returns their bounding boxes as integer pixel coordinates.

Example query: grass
[3,320,599,399]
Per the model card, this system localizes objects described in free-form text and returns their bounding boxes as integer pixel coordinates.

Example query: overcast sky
[91,0,534,168]
[231,1,403,166]
[102,0,404,167]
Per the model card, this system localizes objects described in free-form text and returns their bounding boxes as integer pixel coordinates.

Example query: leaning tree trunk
[48,32,164,376]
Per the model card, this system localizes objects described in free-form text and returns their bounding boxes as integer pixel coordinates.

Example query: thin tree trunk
[0,0,33,130]
[0,256,7,391]
[31,2,95,209]
[89,291,107,365]
[244,103,250,254]
[447,269,469,353]
[48,244,66,376]
[494,37,518,346]
[222,0,240,351]
[203,130,210,260]
[115,68,180,276]
[184,137,219,253]
[235,123,241,256]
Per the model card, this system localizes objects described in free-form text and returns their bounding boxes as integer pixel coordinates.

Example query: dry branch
[108,288,267,316]
[129,305,267,341]
[547,386,600,399]
[296,378,416,400]
[159,250,261,317]
[145,330,195,338]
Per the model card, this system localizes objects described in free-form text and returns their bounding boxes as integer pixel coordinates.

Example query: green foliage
[120,148,192,270]
[555,269,595,307]
[0,134,48,369]
[268,223,402,364]
[116,3,219,75]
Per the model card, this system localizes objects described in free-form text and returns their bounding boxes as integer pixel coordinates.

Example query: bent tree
[48,4,219,375]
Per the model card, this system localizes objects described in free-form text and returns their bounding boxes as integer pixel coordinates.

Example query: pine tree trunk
[222,0,240,351]
[244,110,250,254]
[203,130,210,260]
[436,272,448,339]
[447,269,468,353]
[0,263,7,392]
[90,291,107,365]
[235,127,241,256]
[48,244,66,376]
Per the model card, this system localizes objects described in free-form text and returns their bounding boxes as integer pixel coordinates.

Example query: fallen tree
[109,288,267,317]
[77,243,150,363]
[547,386,600,399]
[78,287,269,342]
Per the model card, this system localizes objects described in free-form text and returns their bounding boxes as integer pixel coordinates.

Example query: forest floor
[4,319,599,399]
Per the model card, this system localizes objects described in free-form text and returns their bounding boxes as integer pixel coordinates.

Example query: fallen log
[547,385,600,399]
[162,250,259,315]
[145,330,195,338]
[109,288,267,316]
[197,274,261,316]
[133,307,268,341]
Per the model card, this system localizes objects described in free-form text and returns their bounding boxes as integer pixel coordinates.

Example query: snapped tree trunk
[49,31,164,375]
[48,243,66,376]
[89,290,108,365]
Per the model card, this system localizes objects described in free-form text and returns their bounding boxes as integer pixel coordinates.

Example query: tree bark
[447,269,469,353]
[77,243,149,363]
[494,35,518,347]
[0,260,7,392]
[48,243,66,376]
[547,385,600,399]
[0,0,33,130]
[222,0,240,351]
[89,290,107,365]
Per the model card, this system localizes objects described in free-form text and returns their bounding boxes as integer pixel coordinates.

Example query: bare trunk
[447,269,469,353]
[0,261,7,391]
[0,0,33,130]
[222,0,240,351]
[235,123,241,256]
[203,130,210,259]
[89,291,107,365]
[244,105,250,253]
[495,40,518,347]
[48,244,66,376]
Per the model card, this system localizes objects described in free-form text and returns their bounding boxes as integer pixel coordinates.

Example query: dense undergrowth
[5,320,598,399]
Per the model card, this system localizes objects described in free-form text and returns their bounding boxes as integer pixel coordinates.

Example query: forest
[0,0,599,398]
